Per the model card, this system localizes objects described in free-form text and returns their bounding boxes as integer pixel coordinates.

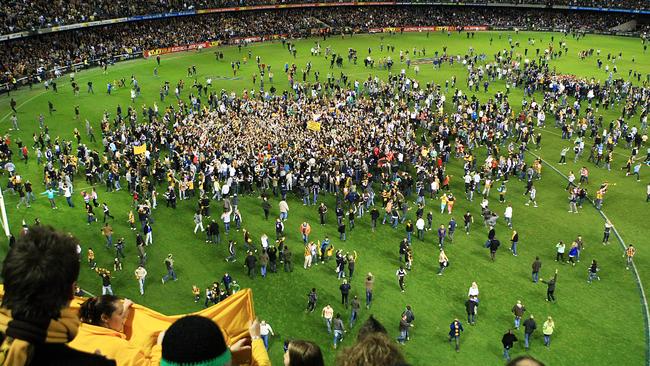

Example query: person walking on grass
[465,296,478,325]
[559,147,569,164]
[307,288,318,312]
[397,314,410,345]
[349,295,360,328]
[502,329,518,361]
[134,265,147,295]
[161,254,177,283]
[332,313,345,349]
[193,210,204,233]
[245,251,257,278]
[438,249,449,275]
[567,242,579,266]
[322,304,334,334]
[543,316,555,347]
[555,241,566,262]
[463,211,473,234]
[448,319,464,352]
[339,279,351,309]
[512,300,526,329]
[532,256,542,283]
[101,223,113,249]
[396,266,407,292]
[102,202,115,222]
[523,315,537,350]
[587,259,600,283]
[365,273,374,309]
[510,230,519,256]
[260,320,274,350]
[603,221,613,245]
[525,185,538,207]
[625,244,636,269]
[41,187,58,209]
[541,269,558,302]
[488,238,500,261]
[504,203,513,228]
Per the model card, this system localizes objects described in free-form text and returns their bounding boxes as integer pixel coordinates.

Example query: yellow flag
[307,121,321,132]
[134,144,147,155]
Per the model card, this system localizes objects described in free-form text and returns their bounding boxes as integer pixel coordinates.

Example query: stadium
[0,1,649,365]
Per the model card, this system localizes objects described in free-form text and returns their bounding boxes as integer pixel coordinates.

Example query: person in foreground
[69,295,162,365]
[336,315,409,366]
[161,315,270,366]
[284,339,324,366]
[0,225,115,365]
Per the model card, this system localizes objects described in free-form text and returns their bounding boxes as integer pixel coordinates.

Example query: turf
[0,30,649,366]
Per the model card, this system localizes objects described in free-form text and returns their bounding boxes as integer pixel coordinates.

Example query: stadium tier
[1,5,648,88]
[1,0,649,35]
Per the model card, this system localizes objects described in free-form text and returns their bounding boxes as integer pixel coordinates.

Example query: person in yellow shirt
[71,295,162,366]
[87,248,96,269]
[192,285,201,303]
[440,194,448,214]
[128,210,136,230]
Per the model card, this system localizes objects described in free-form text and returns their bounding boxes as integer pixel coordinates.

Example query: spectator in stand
[70,295,162,365]
[284,340,324,366]
[0,225,115,365]
[161,316,270,366]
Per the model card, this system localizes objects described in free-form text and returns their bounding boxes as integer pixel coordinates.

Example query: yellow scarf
[0,307,80,366]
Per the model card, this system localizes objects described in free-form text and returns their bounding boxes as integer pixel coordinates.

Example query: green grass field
[1,31,649,366]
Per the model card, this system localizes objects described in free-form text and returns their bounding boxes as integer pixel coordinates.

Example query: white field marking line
[528,149,650,366]
[1,90,48,122]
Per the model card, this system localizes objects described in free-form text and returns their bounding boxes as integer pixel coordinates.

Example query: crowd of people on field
[0,5,641,87]
[1,13,647,364]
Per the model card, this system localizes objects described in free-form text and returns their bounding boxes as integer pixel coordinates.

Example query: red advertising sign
[144,41,220,58]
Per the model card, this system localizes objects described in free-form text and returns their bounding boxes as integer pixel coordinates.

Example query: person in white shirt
[504,204,513,228]
[279,200,289,221]
[260,320,274,350]
[468,282,479,302]
[322,304,334,334]
[416,217,425,240]
[134,265,147,295]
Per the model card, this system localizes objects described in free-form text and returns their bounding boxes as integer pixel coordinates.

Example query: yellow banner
[134,144,147,155]
[307,121,321,132]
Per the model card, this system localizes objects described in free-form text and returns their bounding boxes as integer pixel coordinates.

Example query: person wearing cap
[161,316,270,366]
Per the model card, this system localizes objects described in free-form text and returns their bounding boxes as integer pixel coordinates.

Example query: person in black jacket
[502,329,518,361]
[0,225,115,366]
[339,280,351,308]
[267,245,278,273]
[523,315,537,350]
[488,239,501,261]
[245,251,257,278]
[541,269,559,302]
